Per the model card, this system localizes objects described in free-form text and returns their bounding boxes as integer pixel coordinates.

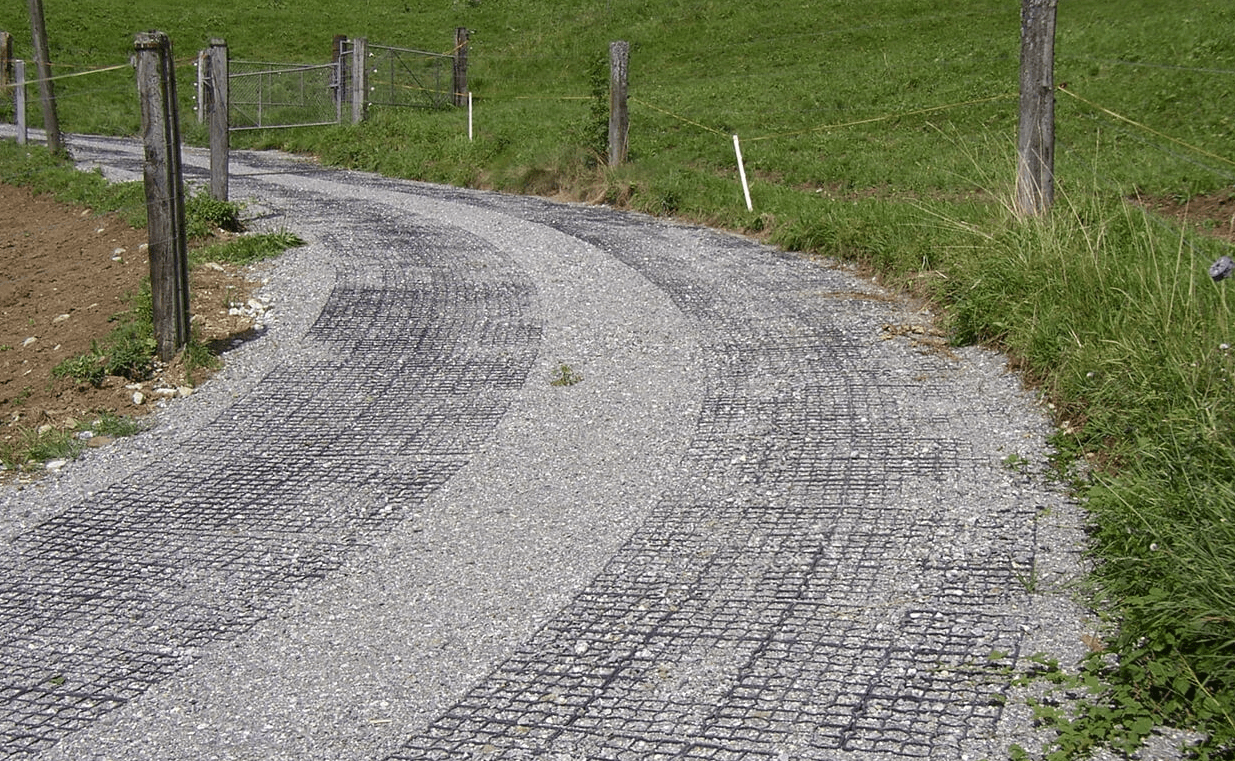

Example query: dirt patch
[1136,189,1235,245]
[0,183,261,470]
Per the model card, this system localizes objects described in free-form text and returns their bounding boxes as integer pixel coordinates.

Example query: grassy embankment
[2,0,1234,756]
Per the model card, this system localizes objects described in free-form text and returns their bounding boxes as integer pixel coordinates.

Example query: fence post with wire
[350,37,368,123]
[13,59,26,144]
[134,30,191,362]
[206,39,230,202]
[453,27,468,108]
[28,0,61,154]
[609,41,629,166]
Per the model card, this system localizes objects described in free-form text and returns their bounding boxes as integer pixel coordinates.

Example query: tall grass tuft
[947,184,1235,754]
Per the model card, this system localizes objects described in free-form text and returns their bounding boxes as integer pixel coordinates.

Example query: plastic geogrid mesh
[0,214,541,758]
[388,211,1035,760]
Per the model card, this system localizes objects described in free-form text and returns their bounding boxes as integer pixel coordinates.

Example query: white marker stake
[733,134,753,211]
[468,91,473,142]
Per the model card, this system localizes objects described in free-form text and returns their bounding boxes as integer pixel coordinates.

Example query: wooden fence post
[27,0,61,154]
[453,27,468,107]
[1016,0,1057,216]
[0,32,12,94]
[14,59,26,144]
[332,34,347,117]
[135,31,190,361]
[195,49,207,123]
[608,40,629,166]
[351,36,368,124]
[206,38,229,202]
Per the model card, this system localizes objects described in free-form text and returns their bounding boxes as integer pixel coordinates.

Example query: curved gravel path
[0,134,1090,760]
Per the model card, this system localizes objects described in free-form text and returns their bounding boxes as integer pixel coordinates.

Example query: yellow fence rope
[746,93,1016,142]
[1057,85,1235,170]
[629,96,727,136]
[13,61,132,86]
[629,92,1016,143]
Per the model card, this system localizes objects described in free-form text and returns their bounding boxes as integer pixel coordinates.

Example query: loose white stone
[21,337,36,348]
[132,392,145,406]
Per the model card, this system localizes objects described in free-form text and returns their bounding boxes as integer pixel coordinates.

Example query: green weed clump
[53,284,157,387]
[191,230,305,266]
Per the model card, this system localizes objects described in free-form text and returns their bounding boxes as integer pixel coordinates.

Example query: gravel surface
[0,133,1094,760]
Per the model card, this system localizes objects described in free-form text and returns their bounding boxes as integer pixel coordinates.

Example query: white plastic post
[733,134,753,211]
[468,91,473,141]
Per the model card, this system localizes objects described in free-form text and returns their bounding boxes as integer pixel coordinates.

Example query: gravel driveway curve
[0,134,1091,760]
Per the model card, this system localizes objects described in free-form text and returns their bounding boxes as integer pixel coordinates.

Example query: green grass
[0,413,146,475]
[190,230,304,267]
[2,0,1235,757]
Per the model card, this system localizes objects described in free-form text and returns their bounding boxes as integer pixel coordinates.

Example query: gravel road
[0,133,1092,760]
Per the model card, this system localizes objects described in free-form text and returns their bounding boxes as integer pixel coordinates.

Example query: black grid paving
[0,200,541,757]
[1,142,1054,759]
[387,205,1037,759]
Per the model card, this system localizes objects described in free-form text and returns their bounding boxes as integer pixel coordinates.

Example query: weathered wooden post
[195,49,207,123]
[351,36,368,124]
[206,38,229,202]
[0,32,12,95]
[608,40,629,166]
[135,31,190,361]
[27,0,60,154]
[453,27,468,108]
[14,59,26,144]
[1016,0,1057,216]
[332,34,347,117]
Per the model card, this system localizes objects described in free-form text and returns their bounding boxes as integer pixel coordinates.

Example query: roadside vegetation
[0,142,301,474]
[1,0,1234,756]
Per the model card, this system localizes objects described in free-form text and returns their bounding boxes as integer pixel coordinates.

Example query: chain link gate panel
[228,60,342,131]
[354,43,454,111]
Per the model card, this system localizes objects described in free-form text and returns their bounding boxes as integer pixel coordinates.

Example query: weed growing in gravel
[86,412,143,439]
[550,363,584,387]
[185,192,244,239]
[0,413,144,476]
[191,230,305,266]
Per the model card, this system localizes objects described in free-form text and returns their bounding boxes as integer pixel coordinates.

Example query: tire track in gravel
[1,134,1090,760]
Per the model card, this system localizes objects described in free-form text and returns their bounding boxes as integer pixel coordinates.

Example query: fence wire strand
[1057,85,1235,170]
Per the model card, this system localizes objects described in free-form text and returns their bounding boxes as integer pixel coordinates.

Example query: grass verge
[0,146,303,475]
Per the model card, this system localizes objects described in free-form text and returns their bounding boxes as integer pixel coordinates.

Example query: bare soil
[0,183,260,464]
[1137,190,1235,244]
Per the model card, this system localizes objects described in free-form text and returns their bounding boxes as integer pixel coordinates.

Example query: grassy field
[2,1,1235,757]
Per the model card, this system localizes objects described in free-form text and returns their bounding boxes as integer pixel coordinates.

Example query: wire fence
[362,44,454,110]
[0,19,1232,205]
[228,60,342,131]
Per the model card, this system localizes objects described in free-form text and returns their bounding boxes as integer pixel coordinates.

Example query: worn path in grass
[0,133,1090,760]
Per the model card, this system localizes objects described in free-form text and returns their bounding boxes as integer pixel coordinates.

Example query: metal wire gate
[342,41,455,111]
[227,59,343,131]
